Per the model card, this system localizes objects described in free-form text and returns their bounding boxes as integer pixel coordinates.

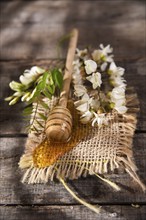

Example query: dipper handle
[59,28,78,107]
[45,29,78,142]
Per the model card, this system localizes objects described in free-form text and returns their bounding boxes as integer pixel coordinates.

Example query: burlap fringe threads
[19,92,145,192]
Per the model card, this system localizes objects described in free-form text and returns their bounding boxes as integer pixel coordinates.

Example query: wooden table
[0,1,146,219]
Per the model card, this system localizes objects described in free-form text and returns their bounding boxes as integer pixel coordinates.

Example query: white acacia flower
[84,60,97,74]
[76,102,89,113]
[105,55,114,63]
[76,48,88,58]
[72,73,83,85]
[109,62,125,77]
[86,72,102,89]
[72,60,83,84]
[109,62,126,88]
[9,81,24,92]
[92,50,102,62]
[81,93,91,101]
[92,44,113,63]
[100,62,108,72]
[13,91,24,97]
[110,90,127,114]
[80,111,93,124]
[27,88,37,101]
[9,96,20,105]
[113,99,127,114]
[21,92,31,102]
[73,59,81,69]
[92,112,108,127]
[114,105,127,114]
[19,66,45,86]
[75,94,93,114]
[99,44,113,55]
[111,76,126,88]
[110,87,125,101]
[90,98,100,111]
[71,45,127,125]
[74,85,87,97]
[74,93,90,106]
[73,68,80,76]
[114,99,125,106]
[21,88,37,102]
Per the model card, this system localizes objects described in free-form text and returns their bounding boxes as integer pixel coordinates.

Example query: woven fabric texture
[19,93,145,191]
[18,61,145,191]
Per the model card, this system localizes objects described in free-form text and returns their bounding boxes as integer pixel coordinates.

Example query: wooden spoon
[45,28,78,143]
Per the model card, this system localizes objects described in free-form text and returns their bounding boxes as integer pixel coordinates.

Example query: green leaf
[38,113,47,121]
[31,125,39,133]
[42,71,49,87]
[36,75,43,84]
[23,106,33,116]
[37,71,49,91]
[35,120,44,128]
[48,74,54,86]
[52,69,63,90]
[47,84,55,95]
[43,89,52,99]
[39,99,50,109]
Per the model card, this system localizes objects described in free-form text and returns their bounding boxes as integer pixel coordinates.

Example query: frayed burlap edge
[19,89,145,192]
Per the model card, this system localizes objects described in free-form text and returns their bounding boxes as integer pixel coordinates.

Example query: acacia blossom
[86,72,102,89]
[19,66,45,86]
[84,60,97,74]
[72,45,127,127]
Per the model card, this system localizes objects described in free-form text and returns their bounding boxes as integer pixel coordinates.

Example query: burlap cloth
[19,61,145,191]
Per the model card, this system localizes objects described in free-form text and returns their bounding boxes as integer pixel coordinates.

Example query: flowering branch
[5,66,63,105]
[72,44,127,127]
[5,44,127,129]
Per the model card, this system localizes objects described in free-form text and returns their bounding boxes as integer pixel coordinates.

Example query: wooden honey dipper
[45,28,78,143]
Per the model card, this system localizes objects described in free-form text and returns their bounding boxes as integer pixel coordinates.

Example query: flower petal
[84,60,97,74]
[74,85,87,97]
[114,106,128,114]
[86,72,102,89]
[76,102,89,112]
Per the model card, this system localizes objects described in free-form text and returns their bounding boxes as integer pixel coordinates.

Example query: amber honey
[33,102,91,168]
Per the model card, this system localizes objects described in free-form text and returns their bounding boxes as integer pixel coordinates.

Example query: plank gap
[1,202,146,207]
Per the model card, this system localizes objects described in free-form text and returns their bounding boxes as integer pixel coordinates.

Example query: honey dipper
[45,28,78,143]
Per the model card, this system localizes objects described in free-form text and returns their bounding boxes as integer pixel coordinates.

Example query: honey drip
[33,102,92,168]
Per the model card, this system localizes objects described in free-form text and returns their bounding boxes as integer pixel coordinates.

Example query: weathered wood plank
[0,1,145,60]
[0,1,145,219]
[0,134,146,205]
[0,59,145,133]
[1,205,146,220]
[1,1,145,25]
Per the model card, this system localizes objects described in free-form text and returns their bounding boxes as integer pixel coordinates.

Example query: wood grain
[0,134,146,205]
[1,205,146,220]
[0,1,146,219]
[0,1,145,60]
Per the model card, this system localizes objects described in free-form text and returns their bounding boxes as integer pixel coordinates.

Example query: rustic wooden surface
[0,0,146,219]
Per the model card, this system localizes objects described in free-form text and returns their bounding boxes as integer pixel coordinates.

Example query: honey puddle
[33,103,92,168]
[33,138,77,168]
